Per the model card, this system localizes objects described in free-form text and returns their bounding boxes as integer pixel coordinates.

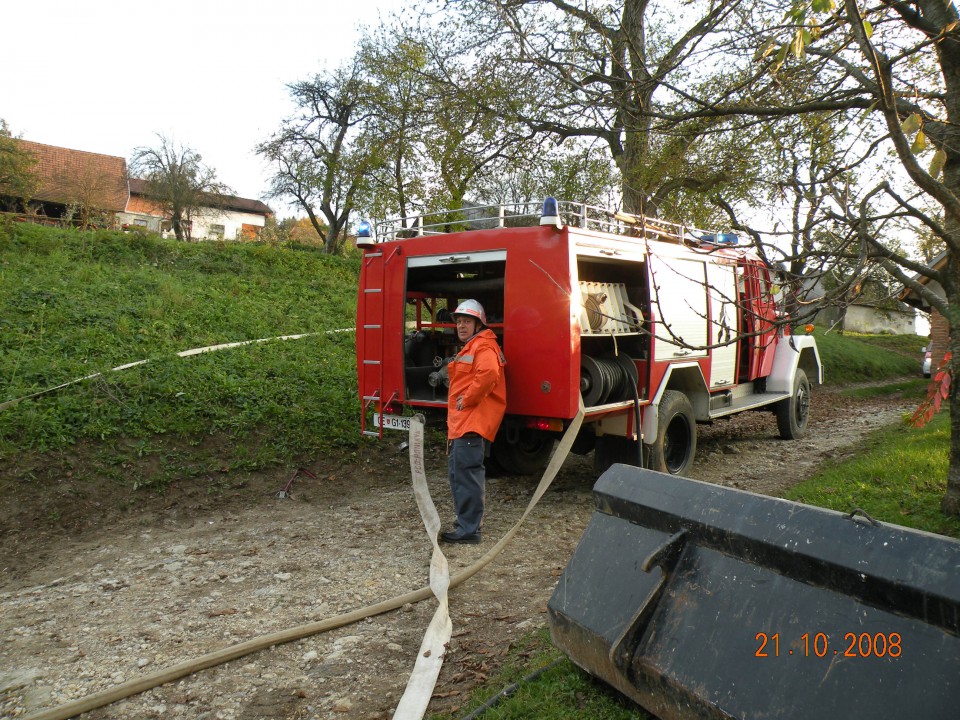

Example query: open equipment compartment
[576,254,651,407]
[402,249,507,403]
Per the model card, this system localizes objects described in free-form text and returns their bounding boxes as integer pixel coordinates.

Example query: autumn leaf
[901,113,922,135]
[930,149,947,178]
[911,130,928,153]
[911,352,952,427]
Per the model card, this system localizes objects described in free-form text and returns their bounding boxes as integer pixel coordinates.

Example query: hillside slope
[0,222,361,471]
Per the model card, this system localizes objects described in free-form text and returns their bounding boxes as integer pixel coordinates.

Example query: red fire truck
[355,199,821,476]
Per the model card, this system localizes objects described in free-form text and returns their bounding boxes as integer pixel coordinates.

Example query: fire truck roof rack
[371,199,738,249]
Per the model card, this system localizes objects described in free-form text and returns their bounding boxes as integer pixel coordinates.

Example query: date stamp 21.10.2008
[755,631,902,658]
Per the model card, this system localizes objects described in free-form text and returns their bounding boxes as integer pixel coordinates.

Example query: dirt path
[0,386,916,720]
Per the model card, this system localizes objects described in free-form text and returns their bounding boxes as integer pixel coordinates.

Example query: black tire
[647,390,697,476]
[776,368,810,439]
[571,427,597,456]
[593,434,643,475]
[491,429,555,476]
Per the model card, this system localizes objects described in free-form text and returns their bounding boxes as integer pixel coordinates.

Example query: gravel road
[0,386,916,719]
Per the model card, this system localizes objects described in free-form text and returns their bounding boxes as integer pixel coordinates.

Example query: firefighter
[441,299,506,544]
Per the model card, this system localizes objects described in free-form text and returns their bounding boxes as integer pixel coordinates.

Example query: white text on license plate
[373,413,411,431]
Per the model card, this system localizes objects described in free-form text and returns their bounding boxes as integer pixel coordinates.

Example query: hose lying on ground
[0,330,353,413]
[22,401,584,720]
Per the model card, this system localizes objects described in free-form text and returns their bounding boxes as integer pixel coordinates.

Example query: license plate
[373,413,411,431]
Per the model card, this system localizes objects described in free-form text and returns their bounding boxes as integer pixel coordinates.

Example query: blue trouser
[447,434,487,535]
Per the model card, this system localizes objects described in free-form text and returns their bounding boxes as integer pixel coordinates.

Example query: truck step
[709,391,788,417]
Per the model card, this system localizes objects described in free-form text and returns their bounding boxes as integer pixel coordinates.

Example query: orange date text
[754,631,902,658]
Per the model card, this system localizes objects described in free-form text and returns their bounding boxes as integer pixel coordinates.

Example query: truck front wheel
[647,390,697,476]
[776,368,810,440]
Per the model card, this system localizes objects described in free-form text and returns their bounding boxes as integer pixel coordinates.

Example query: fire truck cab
[355,200,821,476]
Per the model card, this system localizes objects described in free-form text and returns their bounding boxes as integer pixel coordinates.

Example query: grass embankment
[792,329,959,537]
[0,221,360,487]
[812,327,923,384]
[796,328,951,540]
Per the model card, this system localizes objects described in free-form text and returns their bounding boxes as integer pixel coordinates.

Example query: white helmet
[452,299,487,326]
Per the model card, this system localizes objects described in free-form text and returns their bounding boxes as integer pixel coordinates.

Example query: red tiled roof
[18,140,129,213]
[221,195,273,216]
[125,193,162,215]
[129,178,272,217]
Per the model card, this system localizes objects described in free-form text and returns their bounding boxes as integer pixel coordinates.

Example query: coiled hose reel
[580,353,639,407]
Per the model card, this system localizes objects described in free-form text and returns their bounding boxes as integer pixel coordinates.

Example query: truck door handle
[439,255,471,264]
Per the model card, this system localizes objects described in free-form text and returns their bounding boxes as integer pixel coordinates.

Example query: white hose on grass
[0,329,356,412]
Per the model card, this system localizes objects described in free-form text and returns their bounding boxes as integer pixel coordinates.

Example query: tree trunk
[620,167,646,216]
[172,213,185,241]
[943,285,960,516]
[325,221,345,254]
[928,6,960,515]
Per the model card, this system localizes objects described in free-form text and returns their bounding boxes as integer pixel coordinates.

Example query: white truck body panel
[651,257,709,362]
[707,262,738,387]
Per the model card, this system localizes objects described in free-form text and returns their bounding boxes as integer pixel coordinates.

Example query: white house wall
[189,208,266,240]
[116,211,163,232]
[844,305,917,335]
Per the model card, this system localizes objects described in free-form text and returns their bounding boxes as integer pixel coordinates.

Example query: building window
[209,224,225,239]
[133,218,148,227]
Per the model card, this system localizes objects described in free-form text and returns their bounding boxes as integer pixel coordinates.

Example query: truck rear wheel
[491,429,555,476]
[776,368,810,439]
[647,390,696,476]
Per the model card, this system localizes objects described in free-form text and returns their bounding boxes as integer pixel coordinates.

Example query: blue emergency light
[700,232,740,246]
[356,220,375,249]
[540,197,562,228]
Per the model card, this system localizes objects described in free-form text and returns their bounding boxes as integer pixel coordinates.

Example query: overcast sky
[2,0,396,213]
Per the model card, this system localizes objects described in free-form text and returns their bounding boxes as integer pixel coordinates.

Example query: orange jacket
[447,329,507,441]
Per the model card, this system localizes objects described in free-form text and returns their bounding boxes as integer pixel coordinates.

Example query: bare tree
[448,0,765,220]
[259,15,617,247]
[257,58,384,254]
[130,135,232,241]
[56,160,128,229]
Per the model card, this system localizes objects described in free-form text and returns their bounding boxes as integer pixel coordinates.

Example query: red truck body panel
[355,202,819,474]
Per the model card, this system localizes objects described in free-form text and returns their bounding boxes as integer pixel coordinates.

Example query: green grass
[0,221,361,468]
[784,412,959,538]
[812,328,924,385]
[839,330,927,356]
[836,377,929,399]
[429,628,642,720]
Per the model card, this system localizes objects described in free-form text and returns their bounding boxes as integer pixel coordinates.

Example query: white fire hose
[21,400,585,720]
[0,330,354,413]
